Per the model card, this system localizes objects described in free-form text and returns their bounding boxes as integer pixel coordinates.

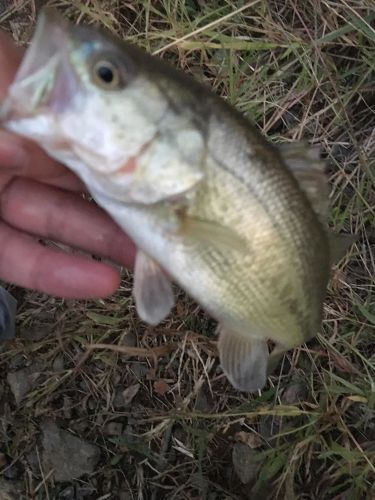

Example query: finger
[2,178,136,269]
[0,129,84,192]
[0,31,23,99]
[0,221,121,298]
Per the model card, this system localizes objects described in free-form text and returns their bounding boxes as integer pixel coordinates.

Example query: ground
[0,1,374,499]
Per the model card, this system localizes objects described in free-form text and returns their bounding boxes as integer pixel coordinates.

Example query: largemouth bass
[1,10,336,392]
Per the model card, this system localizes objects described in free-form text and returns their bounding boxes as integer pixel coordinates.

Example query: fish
[1,10,342,392]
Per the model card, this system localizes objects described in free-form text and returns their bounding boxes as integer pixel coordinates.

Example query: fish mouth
[1,9,79,123]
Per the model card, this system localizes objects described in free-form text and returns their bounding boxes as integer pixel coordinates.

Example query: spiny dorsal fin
[278,143,357,263]
[278,142,329,221]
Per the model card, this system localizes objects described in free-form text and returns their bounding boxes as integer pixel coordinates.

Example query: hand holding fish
[0,31,135,299]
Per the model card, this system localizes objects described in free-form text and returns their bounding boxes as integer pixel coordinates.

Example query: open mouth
[0,9,79,122]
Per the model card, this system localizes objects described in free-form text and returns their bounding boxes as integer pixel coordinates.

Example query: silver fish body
[1,10,331,391]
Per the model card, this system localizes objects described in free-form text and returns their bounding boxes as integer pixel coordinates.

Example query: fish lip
[1,8,79,123]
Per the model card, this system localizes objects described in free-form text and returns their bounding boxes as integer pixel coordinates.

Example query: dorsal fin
[278,142,329,222]
[278,142,357,263]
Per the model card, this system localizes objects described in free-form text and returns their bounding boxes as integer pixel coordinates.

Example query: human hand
[0,31,136,299]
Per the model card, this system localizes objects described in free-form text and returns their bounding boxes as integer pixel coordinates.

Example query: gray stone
[232,442,259,484]
[52,355,65,372]
[0,479,23,500]
[128,362,148,379]
[113,388,126,409]
[121,330,137,348]
[105,422,123,436]
[58,486,75,499]
[42,420,101,482]
[7,363,43,404]
[281,382,306,404]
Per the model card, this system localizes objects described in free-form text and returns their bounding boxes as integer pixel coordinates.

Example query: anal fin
[133,250,175,326]
[218,328,269,392]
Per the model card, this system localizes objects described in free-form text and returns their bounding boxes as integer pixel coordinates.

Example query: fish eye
[91,59,123,89]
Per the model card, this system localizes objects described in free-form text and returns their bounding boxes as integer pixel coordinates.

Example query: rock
[128,362,148,379]
[281,382,307,405]
[69,421,88,434]
[58,485,75,499]
[41,420,101,482]
[121,330,137,348]
[105,422,123,436]
[113,389,126,409]
[7,354,24,371]
[52,355,65,372]
[58,484,96,499]
[232,442,259,484]
[7,363,43,404]
[76,485,96,498]
[0,479,23,500]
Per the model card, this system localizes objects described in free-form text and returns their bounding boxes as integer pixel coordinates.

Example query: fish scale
[186,160,317,343]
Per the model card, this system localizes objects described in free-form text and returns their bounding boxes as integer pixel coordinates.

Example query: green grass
[0,0,374,498]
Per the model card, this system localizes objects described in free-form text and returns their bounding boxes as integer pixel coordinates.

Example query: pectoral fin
[218,328,269,392]
[180,216,248,254]
[133,250,175,326]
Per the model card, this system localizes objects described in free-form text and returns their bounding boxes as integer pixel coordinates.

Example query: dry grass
[0,0,374,499]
